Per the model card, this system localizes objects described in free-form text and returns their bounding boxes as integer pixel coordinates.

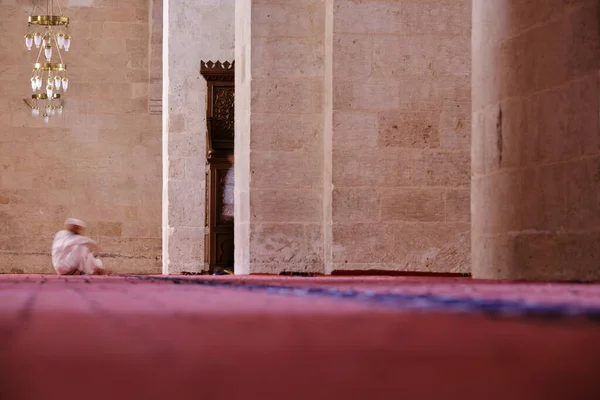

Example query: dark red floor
[1,275,600,399]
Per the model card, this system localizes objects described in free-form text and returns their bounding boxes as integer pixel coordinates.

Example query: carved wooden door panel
[206,160,234,270]
[201,61,234,272]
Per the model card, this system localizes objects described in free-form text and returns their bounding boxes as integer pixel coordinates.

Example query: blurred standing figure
[221,162,234,222]
[52,218,112,275]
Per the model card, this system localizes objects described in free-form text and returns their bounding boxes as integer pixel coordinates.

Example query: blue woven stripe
[131,276,600,320]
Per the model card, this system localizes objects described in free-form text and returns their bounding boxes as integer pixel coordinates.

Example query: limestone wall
[2,0,472,275]
[236,0,471,274]
[236,0,327,274]
[329,0,471,273]
[0,0,161,274]
[163,0,235,274]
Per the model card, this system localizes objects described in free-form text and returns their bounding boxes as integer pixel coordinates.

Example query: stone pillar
[235,0,326,274]
[163,0,234,274]
[472,1,600,280]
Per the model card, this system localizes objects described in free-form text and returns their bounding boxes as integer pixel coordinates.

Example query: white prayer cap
[64,218,86,228]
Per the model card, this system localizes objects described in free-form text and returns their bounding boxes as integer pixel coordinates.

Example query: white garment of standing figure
[52,230,103,275]
[221,165,234,220]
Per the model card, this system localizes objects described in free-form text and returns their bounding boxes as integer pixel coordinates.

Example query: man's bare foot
[91,267,113,276]
[57,270,82,276]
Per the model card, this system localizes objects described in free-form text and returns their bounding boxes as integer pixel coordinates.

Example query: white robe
[51,230,103,275]
[221,165,234,220]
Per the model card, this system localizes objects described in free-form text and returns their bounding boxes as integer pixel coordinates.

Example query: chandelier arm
[52,30,64,64]
[34,36,44,65]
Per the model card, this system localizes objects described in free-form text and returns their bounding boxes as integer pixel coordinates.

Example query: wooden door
[206,158,234,271]
[201,61,234,272]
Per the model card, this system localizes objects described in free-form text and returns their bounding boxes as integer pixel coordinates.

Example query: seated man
[52,218,112,275]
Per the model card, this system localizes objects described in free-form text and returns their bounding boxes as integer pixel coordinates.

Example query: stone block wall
[236,0,472,274]
[2,0,471,275]
[330,0,471,273]
[0,0,161,274]
[163,0,234,274]
[149,0,162,114]
[236,0,326,274]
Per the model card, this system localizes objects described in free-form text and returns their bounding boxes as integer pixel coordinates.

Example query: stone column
[163,0,234,274]
[472,1,600,280]
[235,0,326,274]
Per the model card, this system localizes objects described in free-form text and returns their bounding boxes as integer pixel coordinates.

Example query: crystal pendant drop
[54,76,61,91]
[43,114,49,124]
[36,76,42,90]
[46,84,53,98]
[57,105,63,116]
[62,77,69,92]
[25,34,33,50]
[31,77,37,92]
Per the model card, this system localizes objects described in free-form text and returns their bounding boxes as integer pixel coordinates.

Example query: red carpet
[1,275,600,399]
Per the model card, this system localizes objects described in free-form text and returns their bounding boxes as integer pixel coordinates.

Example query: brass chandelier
[23,0,71,123]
